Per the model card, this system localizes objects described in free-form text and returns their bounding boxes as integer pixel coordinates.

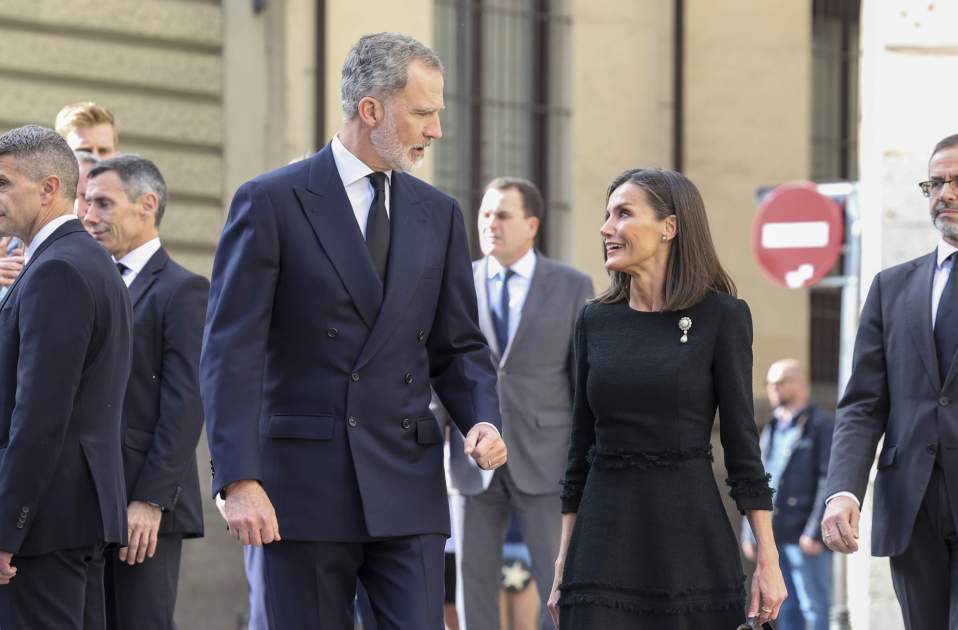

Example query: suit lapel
[354,172,426,370]
[475,259,500,360]
[127,248,168,309]
[905,253,940,390]
[294,145,382,330]
[0,219,85,311]
[501,254,550,367]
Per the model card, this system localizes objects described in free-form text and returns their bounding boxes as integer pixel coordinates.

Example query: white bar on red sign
[760,221,829,249]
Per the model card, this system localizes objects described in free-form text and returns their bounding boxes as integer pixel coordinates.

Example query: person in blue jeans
[743,359,833,630]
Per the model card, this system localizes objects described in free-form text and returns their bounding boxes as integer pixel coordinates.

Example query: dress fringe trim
[559,580,745,615]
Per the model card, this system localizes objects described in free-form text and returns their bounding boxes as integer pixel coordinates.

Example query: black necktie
[492,268,515,353]
[366,172,390,283]
[935,253,958,380]
[116,262,128,276]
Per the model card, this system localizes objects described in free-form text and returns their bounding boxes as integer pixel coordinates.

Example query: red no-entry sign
[752,182,844,289]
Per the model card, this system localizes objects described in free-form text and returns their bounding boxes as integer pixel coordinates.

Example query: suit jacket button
[327,328,338,338]
[786,497,798,507]
[928,443,938,454]
[351,372,360,382]
[417,330,425,342]
[404,373,414,384]
[15,523,23,529]
[348,416,358,427]
[401,418,411,430]
[20,506,28,514]
[940,396,951,406]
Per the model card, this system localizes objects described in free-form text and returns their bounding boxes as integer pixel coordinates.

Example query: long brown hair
[593,168,736,310]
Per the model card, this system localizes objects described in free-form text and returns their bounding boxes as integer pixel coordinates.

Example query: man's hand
[741,540,756,562]
[463,423,507,470]
[0,237,25,288]
[119,501,163,565]
[223,480,281,546]
[799,534,825,556]
[821,495,860,553]
[0,550,16,585]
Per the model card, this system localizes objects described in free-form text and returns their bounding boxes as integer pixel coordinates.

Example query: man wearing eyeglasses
[823,133,958,629]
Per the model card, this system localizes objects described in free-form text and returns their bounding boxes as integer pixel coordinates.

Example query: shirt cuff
[826,491,860,508]
[475,421,500,436]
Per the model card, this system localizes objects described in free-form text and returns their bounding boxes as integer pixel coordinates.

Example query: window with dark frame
[434,0,573,258]
[809,0,860,388]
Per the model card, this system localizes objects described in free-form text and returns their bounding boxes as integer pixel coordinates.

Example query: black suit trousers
[104,534,183,630]
[890,465,958,629]
[0,543,106,630]
[262,535,445,630]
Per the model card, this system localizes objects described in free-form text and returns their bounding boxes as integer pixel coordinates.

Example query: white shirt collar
[24,214,77,262]
[330,135,392,189]
[486,248,537,280]
[117,237,162,275]
[938,239,958,269]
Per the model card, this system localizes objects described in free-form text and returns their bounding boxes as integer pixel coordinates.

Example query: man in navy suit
[83,155,208,630]
[742,360,833,630]
[0,125,132,629]
[823,133,958,628]
[201,32,506,629]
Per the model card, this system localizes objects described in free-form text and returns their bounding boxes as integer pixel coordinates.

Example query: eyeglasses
[919,176,958,197]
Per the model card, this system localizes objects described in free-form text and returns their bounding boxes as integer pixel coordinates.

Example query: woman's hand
[748,552,787,626]
[547,556,565,628]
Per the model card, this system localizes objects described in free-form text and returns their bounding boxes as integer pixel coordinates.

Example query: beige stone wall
[0,0,224,277]
[568,0,675,284]
[685,0,812,389]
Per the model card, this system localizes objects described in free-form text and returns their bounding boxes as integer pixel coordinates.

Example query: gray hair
[0,124,79,199]
[340,32,444,118]
[88,154,168,226]
[74,150,100,167]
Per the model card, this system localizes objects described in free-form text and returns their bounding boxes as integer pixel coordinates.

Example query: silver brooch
[678,316,692,343]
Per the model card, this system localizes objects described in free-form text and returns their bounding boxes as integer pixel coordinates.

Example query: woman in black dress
[547,169,786,629]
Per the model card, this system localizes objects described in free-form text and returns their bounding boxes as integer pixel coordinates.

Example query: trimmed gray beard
[369,110,422,172]
[933,205,958,240]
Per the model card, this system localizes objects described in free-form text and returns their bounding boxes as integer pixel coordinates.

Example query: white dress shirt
[116,237,162,288]
[829,239,958,509]
[330,135,391,237]
[486,249,537,351]
[23,214,77,263]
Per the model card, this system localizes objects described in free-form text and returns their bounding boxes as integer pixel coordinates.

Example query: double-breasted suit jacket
[201,144,501,542]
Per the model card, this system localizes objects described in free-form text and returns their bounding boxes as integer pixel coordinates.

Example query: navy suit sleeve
[0,260,95,553]
[201,181,280,497]
[132,275,209,509]
[803,411,835,541]
[427,200,500,437]
[826,275,889,502]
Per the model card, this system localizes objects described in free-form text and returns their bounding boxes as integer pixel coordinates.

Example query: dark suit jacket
[0,219,132,556]
[122,247,207,538]
[826,251,958,557]
[744,404,834,546]
[201,144,501,542]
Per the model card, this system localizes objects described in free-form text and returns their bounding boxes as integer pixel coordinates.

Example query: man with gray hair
[0,125,132,629]
[202,32,505,629]
[83,154,207,630]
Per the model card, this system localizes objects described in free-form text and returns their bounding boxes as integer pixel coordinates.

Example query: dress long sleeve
[713,298,773,513]
[560,305,595,513]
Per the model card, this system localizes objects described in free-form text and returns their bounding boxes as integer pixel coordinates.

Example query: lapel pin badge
[678,316,692,343]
